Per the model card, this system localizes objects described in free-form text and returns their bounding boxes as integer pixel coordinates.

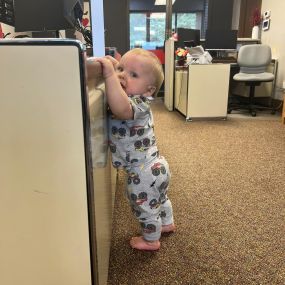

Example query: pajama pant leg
[126,156,173,241]
[156,158,174,227]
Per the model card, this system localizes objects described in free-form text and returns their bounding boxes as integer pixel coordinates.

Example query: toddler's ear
[147,85,156,96]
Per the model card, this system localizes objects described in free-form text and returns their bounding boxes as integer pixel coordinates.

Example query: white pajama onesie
[108,95,174,241]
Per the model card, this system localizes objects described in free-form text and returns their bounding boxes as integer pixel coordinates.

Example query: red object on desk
[0,24,3,38]
[81,18,89,27]
[149,49,165,64]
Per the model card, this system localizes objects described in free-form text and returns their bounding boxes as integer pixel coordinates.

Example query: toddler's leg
[127,167,162,250]
[160,196,176,233]
[127,157,175,250]
[157,157,175,233]
[130,208,162,250]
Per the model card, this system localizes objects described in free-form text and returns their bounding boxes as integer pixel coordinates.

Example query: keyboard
[212,56,237,63]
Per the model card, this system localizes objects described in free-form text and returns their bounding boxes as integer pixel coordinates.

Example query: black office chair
[228,44,276,117]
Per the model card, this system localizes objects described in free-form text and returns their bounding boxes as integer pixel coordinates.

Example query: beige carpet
[107,99,285,285]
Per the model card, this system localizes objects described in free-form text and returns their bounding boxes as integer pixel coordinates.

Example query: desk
[164,38,258,112]
[175,64,230,121]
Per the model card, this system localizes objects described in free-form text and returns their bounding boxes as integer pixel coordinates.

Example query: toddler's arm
[91,56,133,120]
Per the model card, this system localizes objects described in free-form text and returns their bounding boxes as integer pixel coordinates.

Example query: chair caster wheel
[271,110,276,115]
[227,109,232,114]
[251,111,256,117]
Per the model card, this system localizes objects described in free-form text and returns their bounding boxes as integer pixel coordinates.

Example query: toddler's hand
[93,56,117,79]
[104,55,119,68]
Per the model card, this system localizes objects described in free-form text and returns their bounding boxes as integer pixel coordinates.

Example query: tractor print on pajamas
[140,222,156,234]
[151,150,159,157]
[158,181,169,192]
[126,152,139,163]
[151,162,166,176]
[126,152,139,164]
[128,172,141,185]
[113,161,122,167]
[130,125,145,137]
[134,138,151,151]
[149,198,160,209]
[109,141,116,153]
[158,181,169,203]
[111,126,126,138]
[130,192,148,205]
[159,193,166,203]
[133,97,143,105]
[160,210,166,218]
[132,208,141,217]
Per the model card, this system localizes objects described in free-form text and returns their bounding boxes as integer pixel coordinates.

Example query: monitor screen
[14,0,83,32]
[205,29,238,50]
[176,28,200,48]
[0,0,15,26]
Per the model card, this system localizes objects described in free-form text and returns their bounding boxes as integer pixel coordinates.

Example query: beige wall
[261,0,285,100]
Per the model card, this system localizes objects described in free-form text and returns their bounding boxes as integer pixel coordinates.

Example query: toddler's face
[116,53,156,97]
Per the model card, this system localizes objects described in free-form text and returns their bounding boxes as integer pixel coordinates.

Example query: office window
[130,12,202,49]
[149,13,166,48]
[130,13,146,48]
[174,13,199,29]
[130,12,166,49]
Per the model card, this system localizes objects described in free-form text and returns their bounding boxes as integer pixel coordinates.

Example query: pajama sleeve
[129,96,151,121]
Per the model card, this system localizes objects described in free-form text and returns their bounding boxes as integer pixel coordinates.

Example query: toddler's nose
[117,71,126,82]
[117,69,125,77]
[117,71,126,85]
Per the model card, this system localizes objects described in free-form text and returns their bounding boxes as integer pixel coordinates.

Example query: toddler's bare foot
[161,223,176,233]
[130,236,160,251]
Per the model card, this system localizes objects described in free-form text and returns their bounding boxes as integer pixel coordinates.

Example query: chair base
[228,101,276,117]
[228,81,277,117]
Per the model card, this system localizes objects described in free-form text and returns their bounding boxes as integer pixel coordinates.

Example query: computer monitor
[205,29,238,51]
[176,28,200,48]
[14,0,83,32]
[0,0,15,26]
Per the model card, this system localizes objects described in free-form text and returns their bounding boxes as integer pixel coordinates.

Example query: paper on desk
[188,45,205,56]
[187,46,212,64]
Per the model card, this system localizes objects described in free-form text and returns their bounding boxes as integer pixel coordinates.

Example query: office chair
[228,44,275,117]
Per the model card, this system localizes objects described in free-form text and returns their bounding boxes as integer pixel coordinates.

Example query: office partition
[0,39,97,285]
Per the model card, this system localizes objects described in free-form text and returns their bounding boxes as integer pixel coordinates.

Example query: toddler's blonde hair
[126,48,164,97]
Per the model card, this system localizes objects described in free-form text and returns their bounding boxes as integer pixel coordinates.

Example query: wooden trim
[238,0,261,38]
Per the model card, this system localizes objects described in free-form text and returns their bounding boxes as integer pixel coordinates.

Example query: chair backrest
[237,44,272,73]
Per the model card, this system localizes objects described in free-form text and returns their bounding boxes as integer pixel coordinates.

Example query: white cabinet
[164,38,175,111]
[175,64,230,121]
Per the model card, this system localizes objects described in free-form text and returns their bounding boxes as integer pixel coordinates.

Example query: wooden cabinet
[238,0,262,38]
